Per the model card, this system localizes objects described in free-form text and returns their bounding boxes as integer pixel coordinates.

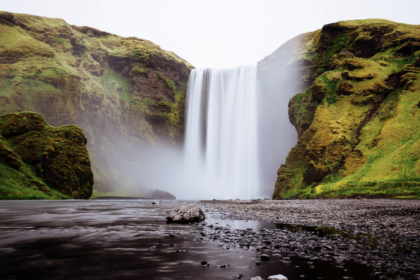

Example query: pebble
[268,275,288,280]
[194,199,420,279]
[261,254,271,261]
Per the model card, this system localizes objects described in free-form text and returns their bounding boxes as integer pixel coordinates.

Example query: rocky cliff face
[0,12,192,196]
[0,111,93,199]
[264,19,420,199]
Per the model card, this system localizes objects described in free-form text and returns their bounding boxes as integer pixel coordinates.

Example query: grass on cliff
[274,16,420,200]
[307,87,420,199]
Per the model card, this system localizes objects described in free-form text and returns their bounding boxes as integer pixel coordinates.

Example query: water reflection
[0,200,376,280]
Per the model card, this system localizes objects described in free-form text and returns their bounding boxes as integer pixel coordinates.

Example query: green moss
[0,112,93,199]
[274,19,420,199]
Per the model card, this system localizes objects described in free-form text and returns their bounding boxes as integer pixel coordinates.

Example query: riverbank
[199,199,420,280]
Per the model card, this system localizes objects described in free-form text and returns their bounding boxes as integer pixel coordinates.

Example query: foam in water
[184,65,260,199]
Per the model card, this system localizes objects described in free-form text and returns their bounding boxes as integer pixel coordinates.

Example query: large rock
[151,189,176,200]
[0,112,94,199]
[166,204,205,223]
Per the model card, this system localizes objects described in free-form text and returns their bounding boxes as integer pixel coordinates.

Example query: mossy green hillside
[0,11,193,196]
[271,19,420,199]
[0,111,93,199]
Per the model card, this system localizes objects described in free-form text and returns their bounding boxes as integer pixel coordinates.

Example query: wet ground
[201,199,420,280]
[0,200,418,280]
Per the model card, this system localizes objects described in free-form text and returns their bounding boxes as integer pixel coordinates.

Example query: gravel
[195,199,420,280]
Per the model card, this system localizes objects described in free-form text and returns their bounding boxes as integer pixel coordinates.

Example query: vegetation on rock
[0,111,93,199]
[265,19,420,199]
[0,11,193,196]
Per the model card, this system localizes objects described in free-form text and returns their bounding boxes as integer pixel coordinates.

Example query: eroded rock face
[167,204,205,223]
[0,112,93,199]
[0,12,193,196]
[267,19,420,199]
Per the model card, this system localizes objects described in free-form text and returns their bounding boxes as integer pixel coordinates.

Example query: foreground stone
[268,275,288,280]
[167,204,205,223]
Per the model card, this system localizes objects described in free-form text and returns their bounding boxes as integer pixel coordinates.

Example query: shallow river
[0,200,375,280]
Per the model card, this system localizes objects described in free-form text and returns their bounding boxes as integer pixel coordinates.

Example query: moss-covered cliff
[263,19,420,199]
[0,12,192,196]
[0,111,93,199]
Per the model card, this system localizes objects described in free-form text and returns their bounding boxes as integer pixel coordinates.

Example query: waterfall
[184,65,260,199]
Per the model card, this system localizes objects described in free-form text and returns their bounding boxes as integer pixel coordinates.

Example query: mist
[96,57,303,200]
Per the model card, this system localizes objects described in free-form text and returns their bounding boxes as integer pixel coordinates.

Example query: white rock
[268,274,288,280]
[166,204,205,223]
[251,277,263,280]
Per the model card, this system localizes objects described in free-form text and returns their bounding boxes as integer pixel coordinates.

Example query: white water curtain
[184,66,259,199]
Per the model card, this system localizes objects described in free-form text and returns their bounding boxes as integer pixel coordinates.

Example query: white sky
[2,0,420,68]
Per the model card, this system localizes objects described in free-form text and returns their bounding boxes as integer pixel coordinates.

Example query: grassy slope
[273,19,420,199]
[0,12,193,197]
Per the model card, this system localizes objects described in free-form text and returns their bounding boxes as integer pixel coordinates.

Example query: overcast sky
[2,0,420,68]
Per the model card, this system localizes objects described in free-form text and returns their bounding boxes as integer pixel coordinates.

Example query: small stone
[268,275,288,280]
[251,277,263,280]
[152,201,159,205]
[261,254,271,261]
[201,261,207,266]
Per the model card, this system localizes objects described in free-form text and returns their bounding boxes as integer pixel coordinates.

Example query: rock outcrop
[0,11,193,197]
[166,204,205,223]
[150,189,176,200]
[0,111,93,199]
[263,19,420,199]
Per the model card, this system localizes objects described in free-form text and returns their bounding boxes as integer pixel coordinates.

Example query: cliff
[0,111,93,199]
[0,12,193,196]
[263,19,420,199]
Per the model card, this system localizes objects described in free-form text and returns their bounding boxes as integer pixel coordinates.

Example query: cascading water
[184,65,260,199]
